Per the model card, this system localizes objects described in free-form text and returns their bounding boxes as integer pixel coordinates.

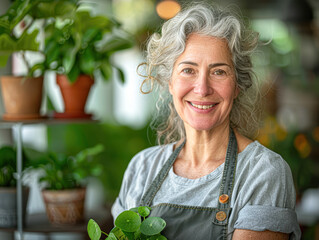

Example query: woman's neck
[182,124,230,166]
[173,124,253,179]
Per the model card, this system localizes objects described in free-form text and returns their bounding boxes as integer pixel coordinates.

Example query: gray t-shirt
[111,141,301,239]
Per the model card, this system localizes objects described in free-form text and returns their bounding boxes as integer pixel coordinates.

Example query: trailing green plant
[43,9,134,83]
[0,0,78,76]
[0,146,17,187]
[0,145,30,187]
[87,206,167,240]
[33,144,104,190]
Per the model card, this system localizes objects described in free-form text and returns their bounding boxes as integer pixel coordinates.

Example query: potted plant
[0,0,78,120]
[87,206,167,240]
[33,144,104,225]
[43,9,134,118]
[0,145,30,227]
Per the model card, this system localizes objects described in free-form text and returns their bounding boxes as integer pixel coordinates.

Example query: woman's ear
[168,80,173,95]
[234,86,240,98]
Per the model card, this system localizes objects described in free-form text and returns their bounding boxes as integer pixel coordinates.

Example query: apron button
[216,211,227,221]
[219,194,229,204]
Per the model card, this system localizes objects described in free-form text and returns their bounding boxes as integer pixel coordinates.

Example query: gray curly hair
[140,3,262,145]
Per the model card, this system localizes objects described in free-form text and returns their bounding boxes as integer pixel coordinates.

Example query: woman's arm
[233,229,289,240]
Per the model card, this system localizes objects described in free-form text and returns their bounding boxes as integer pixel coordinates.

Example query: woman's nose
[193,73,213,97]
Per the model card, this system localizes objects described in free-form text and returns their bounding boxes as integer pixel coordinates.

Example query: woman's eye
[213,69,226,76]
[182,68,194,74]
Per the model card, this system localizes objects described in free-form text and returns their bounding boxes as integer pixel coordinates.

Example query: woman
[112,3,301,239]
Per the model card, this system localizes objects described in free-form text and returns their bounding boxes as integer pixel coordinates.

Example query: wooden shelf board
[0,209,113,234]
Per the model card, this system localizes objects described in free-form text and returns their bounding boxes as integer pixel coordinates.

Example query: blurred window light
[252,19,294,54]
[113,0,155,34]
[156,0,181,20]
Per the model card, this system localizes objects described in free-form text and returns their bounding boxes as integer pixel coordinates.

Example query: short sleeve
[235,205,299,238]
[229,143,301,239]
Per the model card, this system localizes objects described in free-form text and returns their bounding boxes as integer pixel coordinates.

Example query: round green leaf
[140,217,166,236]
[134,228,142,239]
[106,232,117,240]
[147,234,168,240]
[122,230,135,240]
[110,226,126,239]
[87,219,101,240]
[138,206,150,217]
[115,210,141,233]
[129,207,139,213]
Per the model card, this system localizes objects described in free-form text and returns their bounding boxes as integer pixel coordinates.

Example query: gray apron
[140,128,238,240]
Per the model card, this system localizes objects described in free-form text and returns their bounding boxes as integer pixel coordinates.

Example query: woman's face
[169,34,238,132]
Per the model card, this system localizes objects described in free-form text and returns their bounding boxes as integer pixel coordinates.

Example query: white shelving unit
[0,119,112,240]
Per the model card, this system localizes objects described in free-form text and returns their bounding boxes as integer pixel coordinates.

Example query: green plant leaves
[106,233,118,240]
[32,0,77,19]
[88,207,167,240]
[0,146,30,187]
[0,28,39,58]
[100,60,113,81]
[140,217,166,236]
[0,53,9,67]
[87,219,101,240]
[75,11,111,34]
[138,206,151,218]
[115,211,141,233]
[115,67,125,84]
[79,47,96,75]
[67,63,81,83]
[145,234,168,240]
[110,227,126,240]
[32,144,104,190]
[41,8,133,82]
[98,32,134,54]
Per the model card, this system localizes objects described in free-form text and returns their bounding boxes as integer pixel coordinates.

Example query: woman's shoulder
[126,143,175,173]
[236,140,295,193]
[239,141,291,172]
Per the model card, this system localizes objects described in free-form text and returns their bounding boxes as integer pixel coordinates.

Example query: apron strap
[140,140,186,206]
[217,128,238,210]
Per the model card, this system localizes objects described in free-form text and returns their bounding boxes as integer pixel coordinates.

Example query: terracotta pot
[0,76,44,120]
[56,74,94,118]
[0,187,29,228]
[42,188,86,225]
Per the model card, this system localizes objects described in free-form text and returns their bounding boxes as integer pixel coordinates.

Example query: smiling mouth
[190,102,218,110]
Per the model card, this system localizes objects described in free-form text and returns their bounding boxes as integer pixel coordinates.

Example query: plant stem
[101,231,109,237]
[20,51,31,75]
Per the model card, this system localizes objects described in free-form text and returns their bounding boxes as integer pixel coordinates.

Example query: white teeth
[191,102,216,109]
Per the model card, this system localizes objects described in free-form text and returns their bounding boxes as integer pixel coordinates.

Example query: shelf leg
[14,123,23,240]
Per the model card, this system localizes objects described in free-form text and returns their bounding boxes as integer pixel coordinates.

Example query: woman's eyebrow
[178,61,198,66]
[208,63,231,68]
[178,61,231,68]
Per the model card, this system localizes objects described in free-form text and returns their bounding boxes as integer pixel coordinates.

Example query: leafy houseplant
[88,206,167,240]
[0,145,30,227]
[43,9,134,117]
[37,144,104,190]
[0,0,78,74]
[0,146,17,187]
[0,0,78,120]
[34,144,104,224]
[44,10,133,83]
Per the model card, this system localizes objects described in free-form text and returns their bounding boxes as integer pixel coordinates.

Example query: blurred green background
[0,0,319,239]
